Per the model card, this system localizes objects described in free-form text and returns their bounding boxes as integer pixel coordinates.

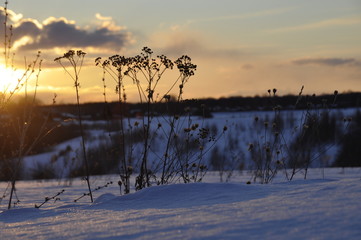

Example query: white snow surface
[1,169,361,240]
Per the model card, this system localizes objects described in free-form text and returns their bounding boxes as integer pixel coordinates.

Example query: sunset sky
[1,0,361,104]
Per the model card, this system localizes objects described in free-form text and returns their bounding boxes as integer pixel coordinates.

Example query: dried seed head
[191,124,199,130]
[199,165,207,170]
[184,128,191,133]
[164,94,171,101]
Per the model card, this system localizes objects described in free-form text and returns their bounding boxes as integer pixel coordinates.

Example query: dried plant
[35,189,65,209]
[55,50,93,203]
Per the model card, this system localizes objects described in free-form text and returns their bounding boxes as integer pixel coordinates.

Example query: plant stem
[75,75,93,203]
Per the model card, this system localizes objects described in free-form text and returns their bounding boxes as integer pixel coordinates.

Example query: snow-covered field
[21,108,359,180]
[1,109,360,239]
[1,168,360,239]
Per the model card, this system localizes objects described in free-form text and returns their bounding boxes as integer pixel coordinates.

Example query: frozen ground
[1,168,360,239]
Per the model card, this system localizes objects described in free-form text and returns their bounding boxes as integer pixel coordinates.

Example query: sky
[0,0,360,104]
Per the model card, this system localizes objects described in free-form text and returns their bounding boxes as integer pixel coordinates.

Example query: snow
[1,169,361,239]
[1,109,361,239]
[22,108,359,180]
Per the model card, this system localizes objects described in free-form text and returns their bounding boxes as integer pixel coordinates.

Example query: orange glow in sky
[1,0,361,104]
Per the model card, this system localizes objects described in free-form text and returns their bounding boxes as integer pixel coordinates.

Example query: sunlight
[0,64,24,93]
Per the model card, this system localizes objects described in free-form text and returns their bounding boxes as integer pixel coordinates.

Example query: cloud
[94,13,124,32]
[185,7,294,26]
[150,29,247,60]
[16,18,132,52]
[95,13,112,21]
[0,6,23,22]
[269,16,361,33]
[292,57,361,67]
[166,39,246,60]
[0,8,134,54]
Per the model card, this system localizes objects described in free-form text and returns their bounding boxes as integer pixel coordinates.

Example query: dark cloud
[0,8,133,53]
[18,19,131,52]
[292,58,361,67]
[13,20,41,38]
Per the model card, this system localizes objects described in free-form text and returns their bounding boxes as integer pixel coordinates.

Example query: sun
[0,64,24,93]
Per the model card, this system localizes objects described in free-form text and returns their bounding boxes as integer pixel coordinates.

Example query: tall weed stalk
[96,55,131,194]
[1,1,56,208]
[97,47,208,191]
[5,53,52,208]
[54,50,93,202]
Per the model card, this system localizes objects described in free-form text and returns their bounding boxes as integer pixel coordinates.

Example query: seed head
[164,94,171,101]
[184,128,191,133]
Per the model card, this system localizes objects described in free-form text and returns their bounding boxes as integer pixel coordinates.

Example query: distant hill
[41,92,361,120]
